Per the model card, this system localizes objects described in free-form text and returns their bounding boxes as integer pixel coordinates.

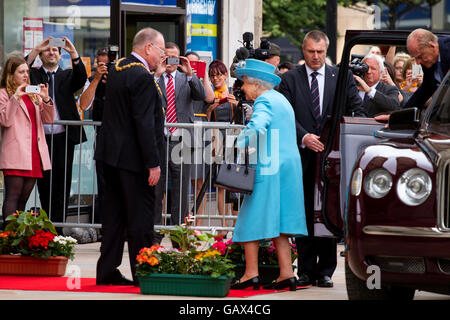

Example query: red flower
[27,230,55,249]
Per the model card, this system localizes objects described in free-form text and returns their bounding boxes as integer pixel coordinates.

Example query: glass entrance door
[122,12,185,56]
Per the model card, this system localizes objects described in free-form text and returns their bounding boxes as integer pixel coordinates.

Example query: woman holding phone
[0,56,55,224]
[206,60,240,235]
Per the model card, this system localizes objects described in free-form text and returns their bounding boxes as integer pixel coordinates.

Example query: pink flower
[193,229,201,237]
[212,242,227,255]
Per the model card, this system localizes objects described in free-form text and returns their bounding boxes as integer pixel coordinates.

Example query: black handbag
[214,146,256,194]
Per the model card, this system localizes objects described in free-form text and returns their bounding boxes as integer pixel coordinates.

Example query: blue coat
[232,89,308,242]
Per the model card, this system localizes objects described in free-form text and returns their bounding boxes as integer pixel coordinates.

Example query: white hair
[362,53,385,73]
[244,76,275,90]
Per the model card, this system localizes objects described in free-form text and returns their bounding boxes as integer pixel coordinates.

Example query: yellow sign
[187,23,217,37]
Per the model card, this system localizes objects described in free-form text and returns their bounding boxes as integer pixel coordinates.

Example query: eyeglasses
[150,43,165,56]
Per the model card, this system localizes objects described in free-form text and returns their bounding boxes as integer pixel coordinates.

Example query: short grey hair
[407,28,438,49]
[244,76,275,90]
[132,28,163,50]
[303,30,330,49]
[362,53,385,73]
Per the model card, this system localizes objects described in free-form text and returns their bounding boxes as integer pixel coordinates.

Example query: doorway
[123,13,186,56]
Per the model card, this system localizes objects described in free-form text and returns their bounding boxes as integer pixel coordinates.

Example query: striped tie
[310,71,321,122]
[166,73,178,133]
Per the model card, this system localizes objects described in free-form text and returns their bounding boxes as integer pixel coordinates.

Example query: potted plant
[212,236,298,284]
[0,210,77,276]
[136,219,235,297]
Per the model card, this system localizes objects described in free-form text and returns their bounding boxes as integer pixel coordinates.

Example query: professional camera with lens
[349,54,369,77]
[231,32,274,124]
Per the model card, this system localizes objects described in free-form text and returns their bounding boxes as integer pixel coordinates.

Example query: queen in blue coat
[231,59,308,291]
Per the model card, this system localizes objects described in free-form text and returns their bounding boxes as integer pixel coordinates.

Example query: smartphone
[49,37,66,48]
[25,85,41,94]
[218,97,228,105]
[166,57,180,65]
[189,61,206,78]
[412,64,423,79]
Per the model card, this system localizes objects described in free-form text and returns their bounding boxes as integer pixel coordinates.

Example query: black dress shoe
[96,270,134,286]
[230,276,261,290]
[317,276,334,288]
[296,274,315,287]
[262,277,297,291]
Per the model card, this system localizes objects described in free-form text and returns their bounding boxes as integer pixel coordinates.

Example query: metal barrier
[2,120,246,235]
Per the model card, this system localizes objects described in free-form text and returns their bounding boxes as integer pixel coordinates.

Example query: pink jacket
[0,88,55,171]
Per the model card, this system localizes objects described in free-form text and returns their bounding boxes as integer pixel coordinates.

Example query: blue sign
[121,0,177,5]
[50,0,177,6]
[186,0,218,61]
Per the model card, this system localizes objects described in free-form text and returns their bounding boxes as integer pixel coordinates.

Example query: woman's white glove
[243,103,253,121]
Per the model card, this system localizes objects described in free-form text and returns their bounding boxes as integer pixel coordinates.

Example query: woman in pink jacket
[0,56,55,224]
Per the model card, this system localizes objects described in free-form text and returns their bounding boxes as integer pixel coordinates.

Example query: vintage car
[318,30,450,299]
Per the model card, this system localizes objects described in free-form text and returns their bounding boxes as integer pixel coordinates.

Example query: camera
[49,37,66,48]
[166,57,180,65]
[231,32,273,124]
[107,45,119,62]
[25,85,41,94]
[349,54,369,77]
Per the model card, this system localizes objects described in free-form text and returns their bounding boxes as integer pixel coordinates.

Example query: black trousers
[96,162,155,283]
[296,236,337,280]
[37,133,75,225]
[154,139,191,231]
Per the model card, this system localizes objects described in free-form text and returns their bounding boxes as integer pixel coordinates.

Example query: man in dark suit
[279,30,366,288]
[403,28,450,109]
[26,37,87,230]
[353,54,401,117]
[153,42,205,241]
[94,27,165,285]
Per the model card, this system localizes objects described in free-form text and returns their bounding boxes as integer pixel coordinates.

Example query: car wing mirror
[388,108,420,130]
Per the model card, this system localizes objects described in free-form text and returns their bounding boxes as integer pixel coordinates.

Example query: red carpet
[0,276,295,298]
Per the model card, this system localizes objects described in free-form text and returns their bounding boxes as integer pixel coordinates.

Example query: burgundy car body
[319,30,450,297]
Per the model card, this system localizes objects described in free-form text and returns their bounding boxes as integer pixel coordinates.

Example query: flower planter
[138,273,232,297]
[0,255,68,277]
[233,264,297,284]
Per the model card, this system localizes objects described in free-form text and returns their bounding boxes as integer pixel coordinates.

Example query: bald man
[403,28,450,109]
[95,28,166,286]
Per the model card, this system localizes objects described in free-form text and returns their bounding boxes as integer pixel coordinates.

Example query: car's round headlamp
[396,168,432,206]
[363,168,393,199]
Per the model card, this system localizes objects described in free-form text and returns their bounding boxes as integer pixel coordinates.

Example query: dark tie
[166,73,178,133]
[47,71,55,100]
[310,71,321,121]
[363,92,369,106]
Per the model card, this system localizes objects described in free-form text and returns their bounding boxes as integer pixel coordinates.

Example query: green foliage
[263,0,327,47]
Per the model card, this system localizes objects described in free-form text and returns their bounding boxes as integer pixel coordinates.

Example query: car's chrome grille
[443,161,450,229]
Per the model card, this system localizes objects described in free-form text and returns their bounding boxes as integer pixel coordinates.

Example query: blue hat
[234,59,281,86]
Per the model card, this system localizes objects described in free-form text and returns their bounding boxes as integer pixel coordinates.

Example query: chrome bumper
[363,225,450,238]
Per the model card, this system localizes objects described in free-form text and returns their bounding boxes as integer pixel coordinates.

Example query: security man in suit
[94,27,165,286]
[153,42,205,235]
[26,36,87,231]
[279,30,366,288]
[353,54,401,117]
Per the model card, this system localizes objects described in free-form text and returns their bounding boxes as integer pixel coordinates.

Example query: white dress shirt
[42,66,65,135]
[302,64,326,147]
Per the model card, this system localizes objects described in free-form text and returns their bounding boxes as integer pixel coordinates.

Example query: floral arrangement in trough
[0,210,77,260]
